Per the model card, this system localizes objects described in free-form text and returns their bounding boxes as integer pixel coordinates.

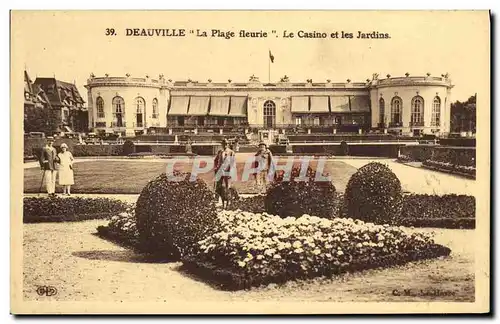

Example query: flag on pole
[269,50,274,63]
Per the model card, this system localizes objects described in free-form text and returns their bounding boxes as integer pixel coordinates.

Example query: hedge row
[228,192,475,229]
[423,160,476,179]
[431,146,476,168]
[398,145,476,171]
[292,144,403,157]
[439,138,476,147]
[23,197,129,223]
[27,143,222,158]
[399,145,436,162]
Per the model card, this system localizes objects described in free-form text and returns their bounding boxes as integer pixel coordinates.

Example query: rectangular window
[197,116,205,126]
[313,117,320,126]
[178,116,185,126]
[295,117,302,125]
[217,117,225,126]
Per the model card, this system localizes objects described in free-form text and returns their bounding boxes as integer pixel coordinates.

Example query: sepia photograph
[10,10,490,314]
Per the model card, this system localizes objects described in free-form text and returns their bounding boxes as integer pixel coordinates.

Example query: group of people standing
[39,137,75,196]
[214,139,274,204]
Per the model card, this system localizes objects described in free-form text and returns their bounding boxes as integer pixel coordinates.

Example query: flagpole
[268,51,271,83]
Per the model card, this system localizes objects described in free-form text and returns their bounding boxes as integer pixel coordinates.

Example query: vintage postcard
[11,10,490,314]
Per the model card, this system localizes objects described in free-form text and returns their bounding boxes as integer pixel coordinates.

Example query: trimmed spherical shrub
[135,172,219,259]
[264,166,337,219]
[122,140,135,156]
[344,162,403,224]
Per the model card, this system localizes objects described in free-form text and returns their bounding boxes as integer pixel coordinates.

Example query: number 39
[105,28,116,36]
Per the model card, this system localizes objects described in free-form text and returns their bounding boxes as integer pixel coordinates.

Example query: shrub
[344,162,403,224]
[399,145,435,162]
[264,166,337,219]
[23,197,129,223]
[228,195,265,213]
[399,194,475,228]
[72,144,123,157]
[122,140,136,156]
[135,172,219,259]
[431,147,476,168]
[184,210,451,290]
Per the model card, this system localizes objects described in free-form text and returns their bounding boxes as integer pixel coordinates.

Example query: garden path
[23,220,475,303]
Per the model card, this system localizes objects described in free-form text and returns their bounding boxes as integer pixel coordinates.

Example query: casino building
[85,73,453,137]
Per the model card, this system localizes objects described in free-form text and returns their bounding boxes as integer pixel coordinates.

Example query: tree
[24,106,59,134]
[450,94,476,133]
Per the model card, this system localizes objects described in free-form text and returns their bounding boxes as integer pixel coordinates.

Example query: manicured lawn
[24,159,358,194]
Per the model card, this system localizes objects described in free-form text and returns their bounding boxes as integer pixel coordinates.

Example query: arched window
[391,96,402,125]
[432,96,441,126]
[263,100,276,128]
[135,97,145,114]
[112,96,125,127]
[112,96,124,114]
[152,98,158,118]
[379,97,385,126]
[411,96,424,126]
[96,96,105,118]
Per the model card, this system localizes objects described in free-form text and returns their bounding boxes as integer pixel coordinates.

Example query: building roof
[24,70,33,94]
[34,77,85,108]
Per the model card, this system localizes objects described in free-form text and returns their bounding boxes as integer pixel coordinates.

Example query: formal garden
[23,159,476,300]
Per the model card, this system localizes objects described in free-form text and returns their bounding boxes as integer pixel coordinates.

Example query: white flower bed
[108,207,139,238]
[190,210,443,283]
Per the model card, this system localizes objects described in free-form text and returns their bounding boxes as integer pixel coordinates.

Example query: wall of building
[369,76,453,135]
[86,75,453,135]
[88,84,164,135]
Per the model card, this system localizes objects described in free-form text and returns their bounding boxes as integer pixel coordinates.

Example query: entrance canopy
[291,96,309,113]
[330,96,351,113]
[310,96,329,113]
[209,96,230,116]
[188,96,210,116]
[168,96,189,115]
[228,97,247,117]
[349,96,371,112]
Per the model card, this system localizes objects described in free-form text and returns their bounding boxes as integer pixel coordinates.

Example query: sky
[12,11,490,103]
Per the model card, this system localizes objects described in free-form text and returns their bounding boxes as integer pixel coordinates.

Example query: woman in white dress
[57,143,75,195]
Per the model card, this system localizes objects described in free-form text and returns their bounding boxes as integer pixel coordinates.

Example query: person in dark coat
[39,137,60,196]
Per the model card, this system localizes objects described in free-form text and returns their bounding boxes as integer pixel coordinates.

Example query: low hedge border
[228,193,475,229]
[25,212,117,223]
[396,218,475,229]
[423,160,476,179]
[181,244,451,291]
[23,197,129,223]
[96,225,141,251]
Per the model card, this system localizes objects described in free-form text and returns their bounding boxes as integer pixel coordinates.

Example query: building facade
[34,77,88,133]
[24,70,53,134]
[85,73,453,137]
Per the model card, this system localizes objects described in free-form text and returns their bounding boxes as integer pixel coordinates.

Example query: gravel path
[23,221,475,302]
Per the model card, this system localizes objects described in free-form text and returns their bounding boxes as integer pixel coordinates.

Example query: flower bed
[24,197,129,223]
[183,210,451,290]
[396,154,412,163]
[423,160,476,179]
[96,207,141,250]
